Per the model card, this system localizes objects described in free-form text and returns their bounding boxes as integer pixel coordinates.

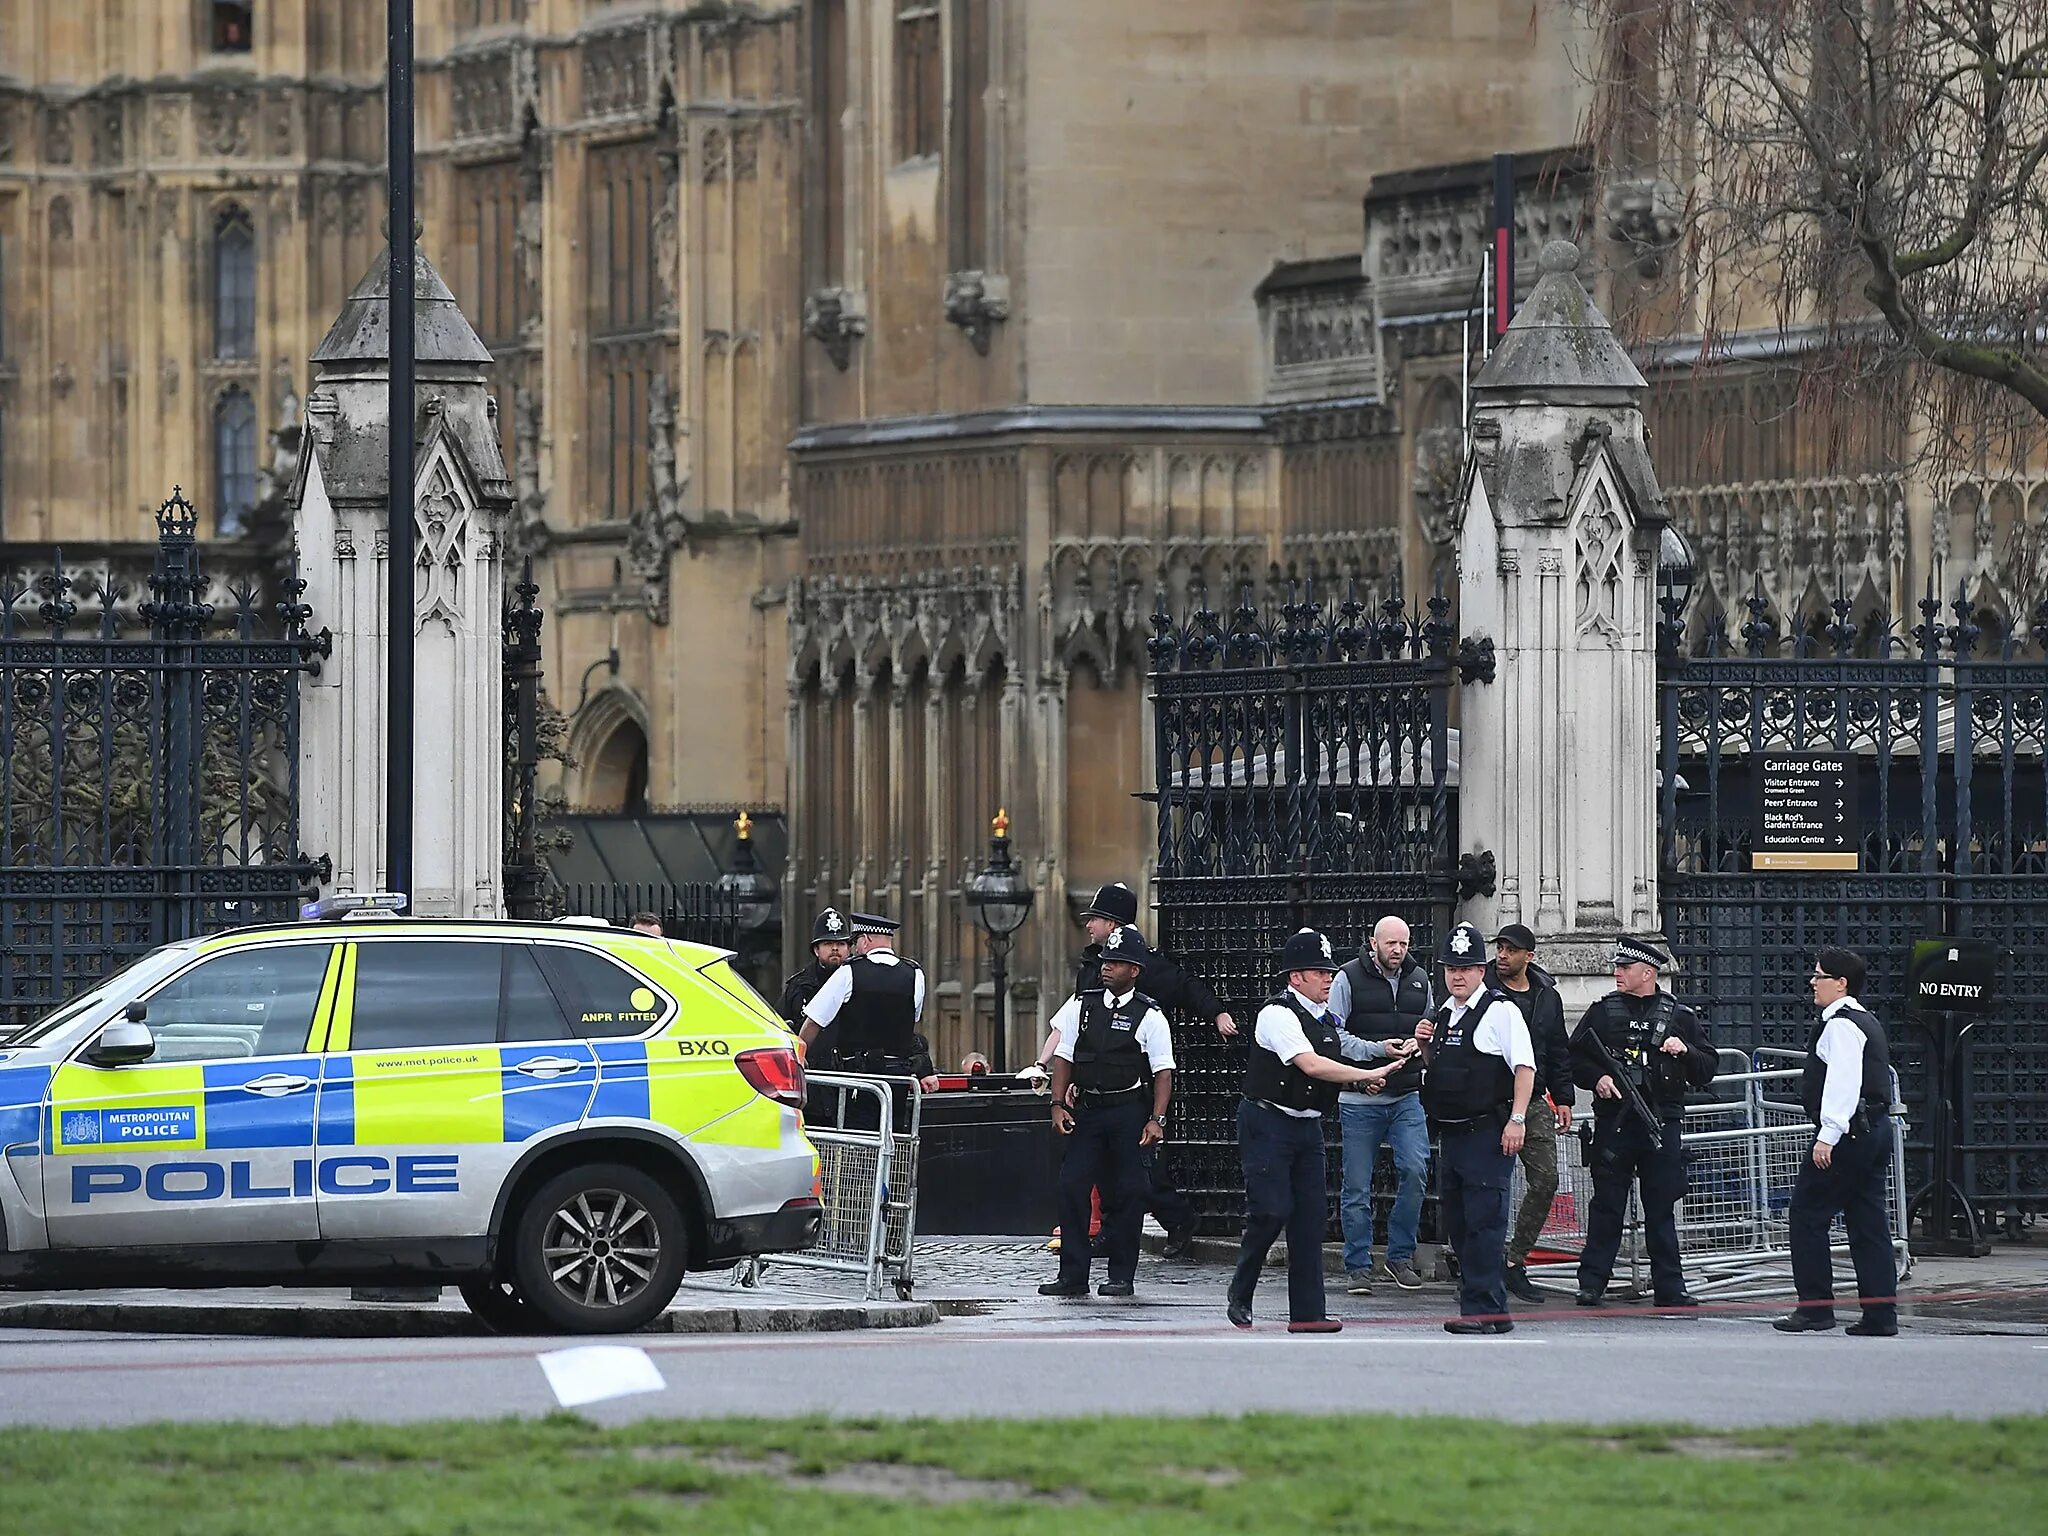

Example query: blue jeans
[1338,1091,1429,1271]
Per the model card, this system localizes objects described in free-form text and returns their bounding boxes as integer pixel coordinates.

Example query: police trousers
[1437,1120,1514,1319]
[1056,1093,1150,1286]
[1788,1121,1898,1326]
[1578,1109,1688,1301]
[1230,1099,1330,1323]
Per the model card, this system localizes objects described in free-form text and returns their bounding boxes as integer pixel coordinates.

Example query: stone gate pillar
[1453,240,1671,1016]
[289,243,514,917]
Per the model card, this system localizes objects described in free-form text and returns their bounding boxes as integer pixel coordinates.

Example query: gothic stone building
[4,4,2041,1070]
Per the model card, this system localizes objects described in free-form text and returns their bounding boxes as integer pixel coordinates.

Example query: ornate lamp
[717,810,779,933]
[966,808,1035,1074]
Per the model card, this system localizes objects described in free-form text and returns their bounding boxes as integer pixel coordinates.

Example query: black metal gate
[1149,580,1462,1227]
[1658,585,2048,1231]
[0,490,327,1029]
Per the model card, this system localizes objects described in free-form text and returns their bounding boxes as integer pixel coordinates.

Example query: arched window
[214,387,258,537]
[213,208,256,360]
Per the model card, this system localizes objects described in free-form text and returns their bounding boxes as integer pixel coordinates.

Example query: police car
[0,894,822,1334]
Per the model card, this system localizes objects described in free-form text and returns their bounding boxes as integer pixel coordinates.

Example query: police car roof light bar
[301,891,410,922]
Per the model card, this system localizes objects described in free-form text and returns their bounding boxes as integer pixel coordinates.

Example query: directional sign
[1753,754,1858,871]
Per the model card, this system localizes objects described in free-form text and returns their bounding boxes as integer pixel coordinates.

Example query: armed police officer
[1571,935,1716,1309]
[1038,924,1176,1300]
[777,907,854,1045]
[1046,880,1235,1256]
[1415,921,1536,1334]
[1487,924,1573,1304]
[800,912,938,1097]
[1775,946,1900,1337]
[1228,929,1406,1333]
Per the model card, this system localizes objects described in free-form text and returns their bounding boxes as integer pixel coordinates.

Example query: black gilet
[1245,991,1343,1114]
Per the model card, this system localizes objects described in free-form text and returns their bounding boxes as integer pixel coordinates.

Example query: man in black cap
[1416,920,1536,1334]
[777,907,855,1060]
[1775,946,1900,1337]
[1228,928,1407,1333]
[1570,934,1717,1309]
[1038,924,1177,1299]
[801,912,937,1092]
[1487,923,1573,1303]
[1046,879,1235,1257]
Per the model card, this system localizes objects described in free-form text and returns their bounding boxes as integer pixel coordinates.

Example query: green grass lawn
[3,1412,2041,1535]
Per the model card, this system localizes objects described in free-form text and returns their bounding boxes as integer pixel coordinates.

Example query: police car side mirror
[88,1018,156,1068]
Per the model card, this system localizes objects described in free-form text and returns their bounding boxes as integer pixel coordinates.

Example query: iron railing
[0,489,327,1028]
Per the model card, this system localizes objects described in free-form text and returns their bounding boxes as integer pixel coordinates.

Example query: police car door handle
[512,1056,585,1079]
[240,1073,313,1097]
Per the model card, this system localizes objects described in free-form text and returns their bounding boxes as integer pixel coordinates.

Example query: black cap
[1494,923,1538,952]
[1276,928,1339,975]
[1439,922,1488,966]
[1097,924,1156,967]
[1082,881,1140,925]
[849,911,900,937]
[811,908,852,945]
[1615,935,1670,970]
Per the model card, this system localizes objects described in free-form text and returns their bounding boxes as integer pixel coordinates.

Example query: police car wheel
[511,1163,687,1334]
[458,1278,543,1336]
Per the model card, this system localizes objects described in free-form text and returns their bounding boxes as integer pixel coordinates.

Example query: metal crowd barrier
[736,1072,923,1301]
[1520,1048,1911,1300]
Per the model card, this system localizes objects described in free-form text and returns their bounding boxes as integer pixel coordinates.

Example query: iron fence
[1658,581,2048,1227]
[0,489,327,1030]
[1149,577,1463,1231]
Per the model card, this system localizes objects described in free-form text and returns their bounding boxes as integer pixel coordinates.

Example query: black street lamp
[1657,522,1698,658]
[717,811,779,933]
[966,808,1035,1075]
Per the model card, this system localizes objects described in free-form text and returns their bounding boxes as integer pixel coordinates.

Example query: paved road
[1,1303,2042,1429]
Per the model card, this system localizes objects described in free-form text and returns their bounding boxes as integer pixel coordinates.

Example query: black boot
[1505,1264,1548,1305]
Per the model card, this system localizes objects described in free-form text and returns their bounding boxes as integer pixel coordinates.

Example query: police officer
[1415,921,1536,1335]
[1776,946,1900,1337]
[1053,880,1235,1257]
[1487,923,1573,1303]
[1570,935,1716,1308]
[777,907,854,1044]
[800,913,938,1092]
[1038,924,1176,1299]
[1227,929,1405,1333]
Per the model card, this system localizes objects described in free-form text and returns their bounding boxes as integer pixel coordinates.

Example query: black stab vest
[834,953,920,1061]
[1245,991,1343,1114]
[1419,990,1516,1124]
[1802,1004,1893,1128]
[1072,989,1156,1092]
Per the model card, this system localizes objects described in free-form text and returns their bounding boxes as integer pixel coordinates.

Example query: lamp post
[966,808,1034,1075]
[717,810,779,932]
[1657,522,1698,658]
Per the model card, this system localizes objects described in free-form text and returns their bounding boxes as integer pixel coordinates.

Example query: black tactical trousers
[1438,1120,1514,1318]
[1788,1122,1898,1325]
[1056,1094,1150,1286]
[1577,1109,1689,1301]
[1230,1099,1330,1323]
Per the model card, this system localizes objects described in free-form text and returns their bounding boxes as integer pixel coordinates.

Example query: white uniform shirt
[1253,986,1341,1117]
[1448,990,1536,1073]
[1814,995,1875,1147]
[1049,990,1175,1074]
[802,948,926,1028]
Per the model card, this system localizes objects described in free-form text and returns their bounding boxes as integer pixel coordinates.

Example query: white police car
[0,897,822,1333]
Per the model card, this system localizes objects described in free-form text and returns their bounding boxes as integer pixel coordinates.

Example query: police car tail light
[735,1046,806,1109]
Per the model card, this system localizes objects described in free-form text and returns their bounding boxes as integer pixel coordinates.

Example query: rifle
[1579,1024,1664,1150]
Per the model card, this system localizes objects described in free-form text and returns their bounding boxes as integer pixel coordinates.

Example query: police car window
[139,944,334,1062]
[502,945,575,1042]
[348,942,502,1049]
[534,947,668,1038]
